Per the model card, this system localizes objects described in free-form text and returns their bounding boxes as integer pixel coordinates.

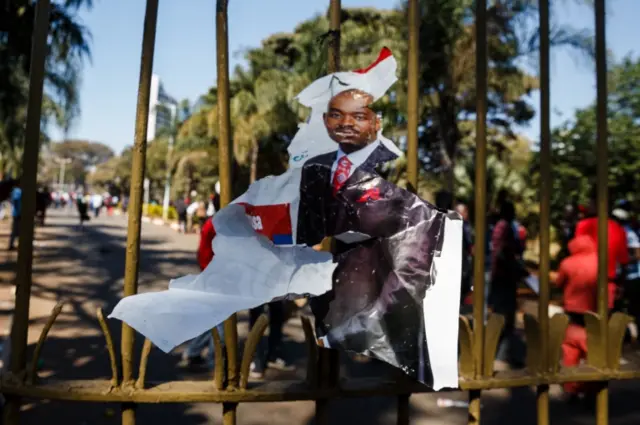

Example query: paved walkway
[0,210,638,424]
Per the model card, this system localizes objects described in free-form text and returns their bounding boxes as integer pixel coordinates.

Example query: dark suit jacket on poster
[296,142,447,387]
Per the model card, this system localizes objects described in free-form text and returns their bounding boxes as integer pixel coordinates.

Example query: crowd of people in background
[0,177,125,246]
[452,188,639,404]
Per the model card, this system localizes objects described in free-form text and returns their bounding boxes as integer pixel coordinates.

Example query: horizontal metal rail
[1,365,639,403]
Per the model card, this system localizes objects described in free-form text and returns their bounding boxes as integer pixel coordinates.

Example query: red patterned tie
[332,156,352,195]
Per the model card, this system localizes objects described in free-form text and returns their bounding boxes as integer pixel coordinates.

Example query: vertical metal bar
[120,1,159,424]
[217,0,237,384]
[536,0,551,424]
[594,0,609,423]
[397,2,419,423]
[315,1,341,423]
[3,1,51,423]
[406,0,419,191]
[470,0,487,423]
[216,1,238,423]
[327,0,341,73]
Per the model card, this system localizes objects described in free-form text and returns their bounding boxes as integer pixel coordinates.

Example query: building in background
[147,74,178,142]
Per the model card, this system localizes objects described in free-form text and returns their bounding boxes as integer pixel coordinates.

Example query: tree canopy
[532,55,640,227]
[94,1,599,211]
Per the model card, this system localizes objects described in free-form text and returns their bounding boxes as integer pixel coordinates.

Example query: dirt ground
[0,209,639,425]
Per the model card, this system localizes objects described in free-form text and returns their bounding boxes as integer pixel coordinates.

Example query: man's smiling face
[323,89,380,154]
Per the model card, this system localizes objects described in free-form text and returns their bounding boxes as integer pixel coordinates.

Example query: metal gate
[1,0,638,425]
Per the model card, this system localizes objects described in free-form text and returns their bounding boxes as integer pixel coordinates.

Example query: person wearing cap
[294,48,453,387]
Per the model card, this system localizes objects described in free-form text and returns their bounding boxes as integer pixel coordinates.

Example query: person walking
[76,192,91,228]
[489,200,528,368]
[8,181,21,251]
[550,235,598,402]
[175,198,187,233]
[180,216,225,369]
[248,300,293,379]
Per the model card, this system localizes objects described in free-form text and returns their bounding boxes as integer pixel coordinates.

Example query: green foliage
[531,56,640,227]
[144,204,178,220]
[92,1,600,218]
[39,139,114,186]
[0,0,93,176]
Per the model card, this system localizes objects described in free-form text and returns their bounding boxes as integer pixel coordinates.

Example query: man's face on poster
[323,89,380,154]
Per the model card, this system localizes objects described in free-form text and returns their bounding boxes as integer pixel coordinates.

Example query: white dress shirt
[330,140,380,182]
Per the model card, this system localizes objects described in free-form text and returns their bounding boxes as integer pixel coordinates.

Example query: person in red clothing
[187,215,292,377]
[180,217,224,368]
[574,198,629,309]
[197,216,216,270]
[550,235,598,399]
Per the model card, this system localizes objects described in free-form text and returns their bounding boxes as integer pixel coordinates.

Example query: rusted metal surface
[97,308,119,389]
[594,0,609,423]
[216,3,239,425]
[327,0,341,73]
[406,0,419,190]
[3,1,51,423]
[1,361,640,402]
[212,327,226,390]
[135,339,153,390]
[314,2,343,423]
[469,0,488,423]
[120,0,160,423]
[537,1,551,422]
[240,314,269,390]
[27,303,63,385]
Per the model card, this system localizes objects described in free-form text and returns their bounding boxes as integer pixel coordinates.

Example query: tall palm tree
[0,0,93,170]
[231,68,297,183]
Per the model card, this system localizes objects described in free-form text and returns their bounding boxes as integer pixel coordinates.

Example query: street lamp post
[54,157,72,191]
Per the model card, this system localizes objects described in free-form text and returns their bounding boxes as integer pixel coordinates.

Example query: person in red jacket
[198,216,216,270]
[180,217,224,368]
[574,198,629,309]
[550,235,598,399]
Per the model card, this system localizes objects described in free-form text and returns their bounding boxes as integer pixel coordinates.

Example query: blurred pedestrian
[76,193,91,228]
[575,196,629,310]
[455,202,474,304]
[249,300,292,379]
[206,193,216,217]
[612,208,640,327]
[550,235,598,401]
[489,200,528,367]
[186,198,200,233]
[180,216,225,369]
[175,197,187,233]
[8,180,21,251]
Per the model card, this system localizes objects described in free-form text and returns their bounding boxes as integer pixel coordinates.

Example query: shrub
[143,204,177,220]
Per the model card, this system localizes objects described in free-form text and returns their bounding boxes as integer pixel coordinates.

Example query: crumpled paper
[109,200,336,353]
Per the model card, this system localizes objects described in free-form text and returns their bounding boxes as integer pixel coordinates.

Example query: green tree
[0,0,93,175]
[531,56,640,227]
[41,139,114,185]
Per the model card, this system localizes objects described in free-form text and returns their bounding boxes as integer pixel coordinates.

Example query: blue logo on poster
[293,152,308,162]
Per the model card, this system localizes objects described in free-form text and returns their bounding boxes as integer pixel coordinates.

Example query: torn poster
[109,47,462,390]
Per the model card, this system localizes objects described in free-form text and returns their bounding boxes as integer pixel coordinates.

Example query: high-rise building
[147,74,178,141]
